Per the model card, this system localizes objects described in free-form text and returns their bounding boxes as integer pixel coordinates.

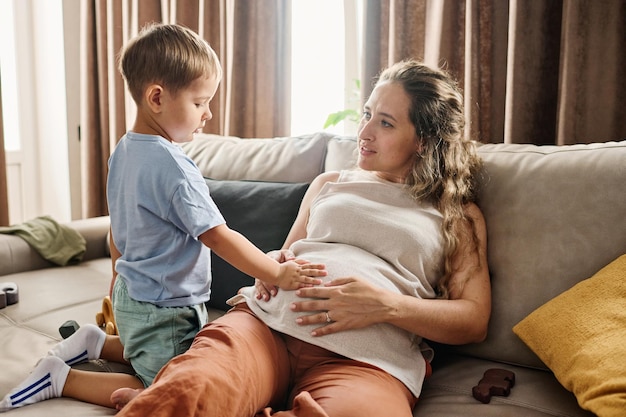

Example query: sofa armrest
[69,216,111,262]
[0,216,110,277]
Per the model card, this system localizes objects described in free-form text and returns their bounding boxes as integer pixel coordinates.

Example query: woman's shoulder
[463,202,485,222]
[314,171,342,182]
[311,169,373,188]
[462,202,488,240]
[308,171,341,190]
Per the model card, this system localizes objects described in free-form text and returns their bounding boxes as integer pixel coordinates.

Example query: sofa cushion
[512,254,626,416]
[205,179,309,310]
[416,354,594,417]
[454,141,626,368]
[181,132,333,183]
[324,136,358,172]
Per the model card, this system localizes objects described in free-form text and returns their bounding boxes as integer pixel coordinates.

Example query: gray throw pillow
[204,178,309,310]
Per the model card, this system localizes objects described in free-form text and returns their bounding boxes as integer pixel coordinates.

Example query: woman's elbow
[471,326,489,344]
[466,313,490,344]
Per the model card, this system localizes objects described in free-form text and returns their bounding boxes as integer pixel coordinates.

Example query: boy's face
[158,75,220,143]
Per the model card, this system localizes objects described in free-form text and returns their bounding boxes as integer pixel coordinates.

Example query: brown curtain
[0,69,8,226]
[80,0,291,218]
[362,0,626,145]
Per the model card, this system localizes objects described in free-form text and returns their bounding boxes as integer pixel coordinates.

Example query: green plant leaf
[323,79,362,129]
[323,109,360,128]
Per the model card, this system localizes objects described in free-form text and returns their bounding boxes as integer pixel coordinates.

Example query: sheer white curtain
[0,70,8,226]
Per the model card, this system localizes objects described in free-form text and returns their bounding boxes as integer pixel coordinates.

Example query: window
[290,0,362,137]
[0,0,72,225]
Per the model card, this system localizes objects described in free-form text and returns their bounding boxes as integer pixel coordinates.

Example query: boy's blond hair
[119,23,221,104]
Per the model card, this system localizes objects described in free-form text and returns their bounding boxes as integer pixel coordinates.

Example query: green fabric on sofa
[205,179,309,310]
[0,215,86,266]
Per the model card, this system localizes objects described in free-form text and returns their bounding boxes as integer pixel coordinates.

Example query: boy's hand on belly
[274,260,326,291]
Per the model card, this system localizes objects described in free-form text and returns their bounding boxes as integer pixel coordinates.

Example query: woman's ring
[325,311,332,323]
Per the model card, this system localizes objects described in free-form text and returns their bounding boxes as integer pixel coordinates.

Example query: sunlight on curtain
[290,0,362,137]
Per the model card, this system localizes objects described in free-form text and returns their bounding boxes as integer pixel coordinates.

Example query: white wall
[62,0,82,220]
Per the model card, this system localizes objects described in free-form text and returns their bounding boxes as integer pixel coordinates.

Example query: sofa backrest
[182,133,626,370]
[460,140,626,368]
[181,132,359,182]
[181,132,333,182]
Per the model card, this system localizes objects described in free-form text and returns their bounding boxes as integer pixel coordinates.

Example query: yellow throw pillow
[513,254,626,417]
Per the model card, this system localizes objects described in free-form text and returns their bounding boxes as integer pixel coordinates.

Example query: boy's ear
[145,84,164,113]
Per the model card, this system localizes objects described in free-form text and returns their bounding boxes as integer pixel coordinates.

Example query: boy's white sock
[47,323,106,365]
[0,356,69,412]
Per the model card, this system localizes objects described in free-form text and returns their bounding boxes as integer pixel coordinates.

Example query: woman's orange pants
[117,304,419,417]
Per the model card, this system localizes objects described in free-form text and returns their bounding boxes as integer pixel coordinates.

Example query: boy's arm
[199,224,324,290]
[109,227,122,297]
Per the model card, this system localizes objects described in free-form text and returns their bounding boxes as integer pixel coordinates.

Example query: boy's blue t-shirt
[107,132,225,307]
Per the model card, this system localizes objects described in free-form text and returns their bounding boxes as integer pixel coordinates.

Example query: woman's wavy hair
[375,60,483,298]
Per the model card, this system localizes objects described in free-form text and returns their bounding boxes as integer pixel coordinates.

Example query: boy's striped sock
[0,356,69,412]
[47,323,106,365]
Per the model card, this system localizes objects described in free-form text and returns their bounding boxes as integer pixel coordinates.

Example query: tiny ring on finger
[325,311,332,323]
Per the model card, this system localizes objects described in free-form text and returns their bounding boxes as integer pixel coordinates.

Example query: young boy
[0,23,324,412]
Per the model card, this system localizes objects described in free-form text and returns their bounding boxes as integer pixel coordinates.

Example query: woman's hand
[255,249,295,300]
[254,278,277,301]
[266,249,296,263]
[289,277,397,336]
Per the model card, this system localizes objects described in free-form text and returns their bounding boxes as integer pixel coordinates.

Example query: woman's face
[357,81,421,183]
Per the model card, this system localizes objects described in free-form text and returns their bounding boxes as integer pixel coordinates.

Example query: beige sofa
[1,132,625,416]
